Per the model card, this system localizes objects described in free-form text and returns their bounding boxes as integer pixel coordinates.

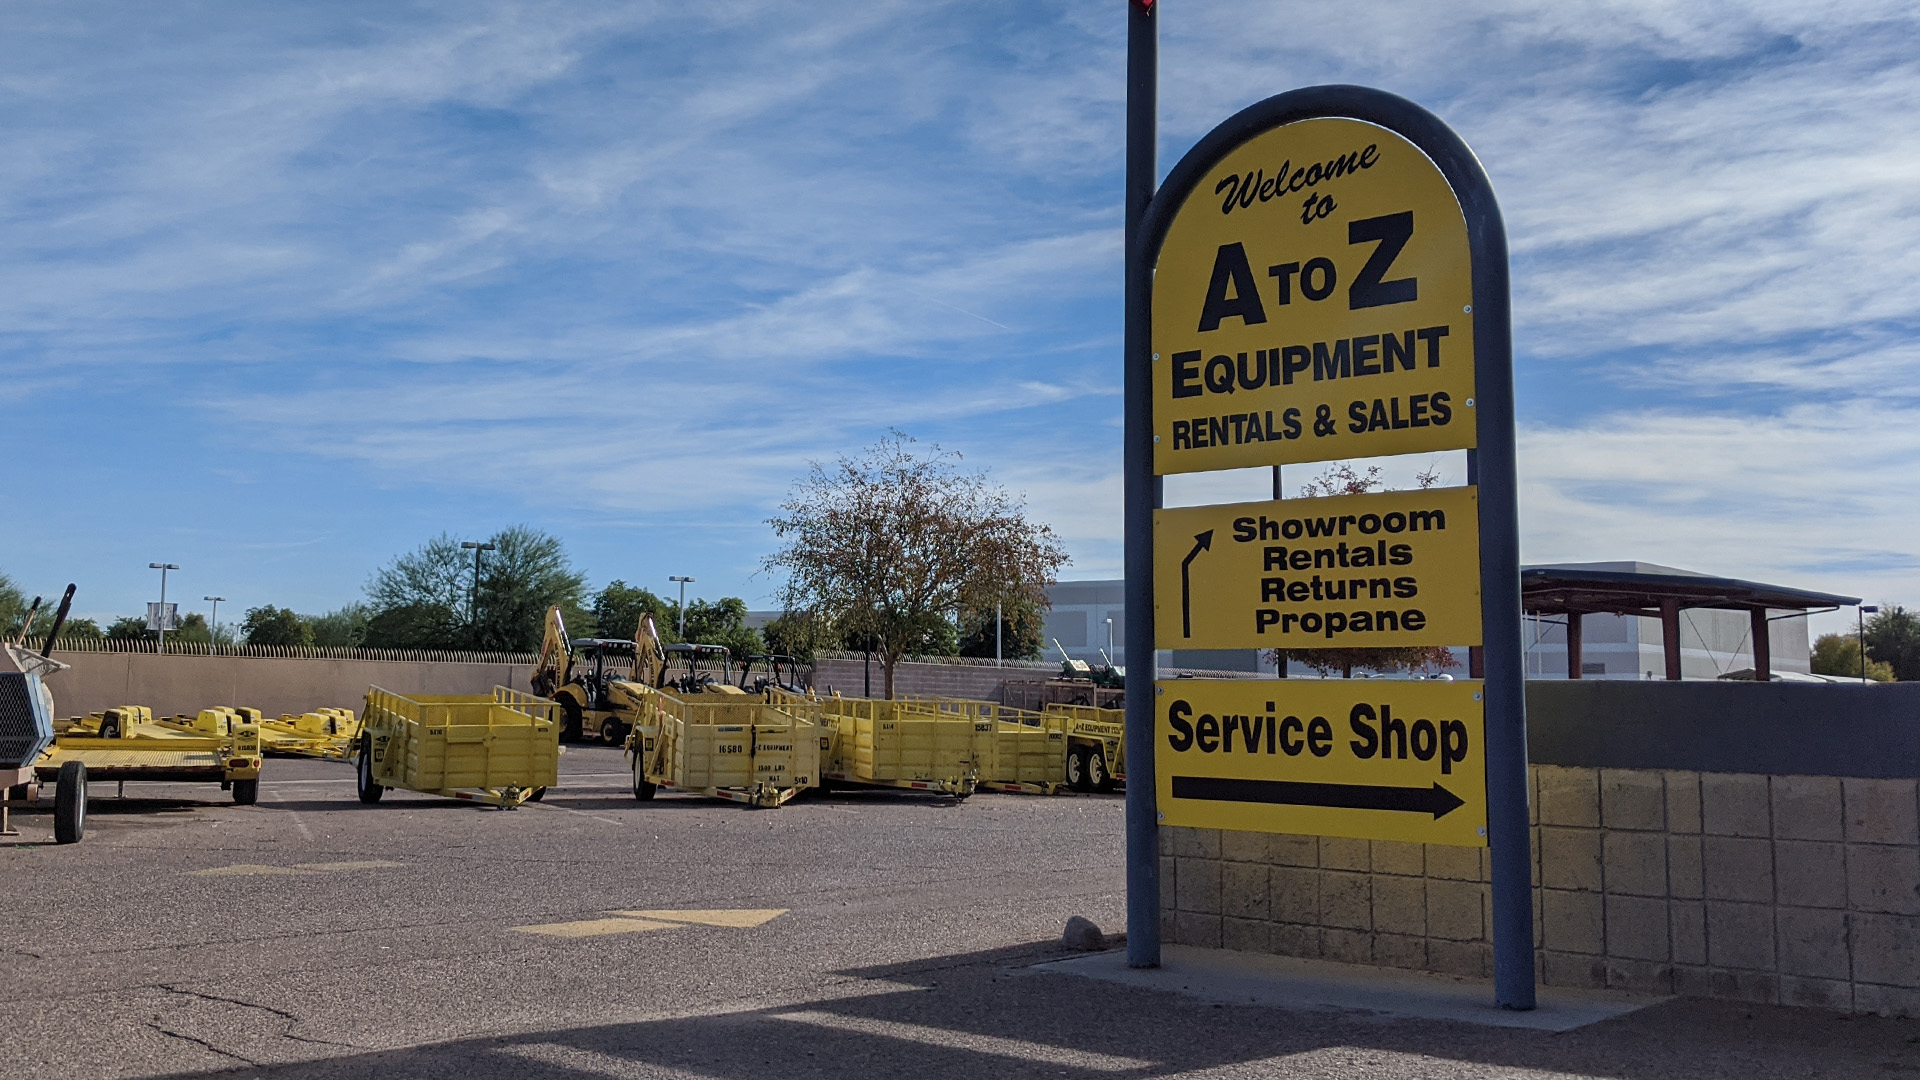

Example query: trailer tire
[1066,746,1092,793]
[232,779,259,805]
[632,758,656,802]
[53,760,86,845]
[357,739,384,804]
[1089,748,1115,794]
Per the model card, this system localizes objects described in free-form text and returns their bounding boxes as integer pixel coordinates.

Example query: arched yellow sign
[1152,118,1476,474]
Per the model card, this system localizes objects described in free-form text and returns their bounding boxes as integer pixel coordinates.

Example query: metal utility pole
[149,563,179,654]
[460,541,496,638]
[204,596,226,645]
[669,576,695,637]
[1121,0,1158,970]
[995,601,1003,665]
[1860,604,1879,681]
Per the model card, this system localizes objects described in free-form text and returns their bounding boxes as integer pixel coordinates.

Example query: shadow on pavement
[146,941,1920,1080]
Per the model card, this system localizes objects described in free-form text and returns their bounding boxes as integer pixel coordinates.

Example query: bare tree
[765,432,1070,698]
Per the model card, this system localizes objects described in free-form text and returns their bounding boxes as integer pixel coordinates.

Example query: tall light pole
[1860,604,1879,681]
[995,600,1003,665]
[149,563,179,655]
[204,596,226,645]
[669,576,695,637]
[460,541,496,639]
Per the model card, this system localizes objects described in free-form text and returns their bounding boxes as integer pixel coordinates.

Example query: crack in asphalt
[157,984,364,1052]
[146,1022,259,1067]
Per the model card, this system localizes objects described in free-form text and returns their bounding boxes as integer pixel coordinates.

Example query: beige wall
[46,650,534,719]
[1161,765,1920,1018]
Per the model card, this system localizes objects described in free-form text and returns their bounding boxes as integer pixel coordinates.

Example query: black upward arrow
[1171,775,1468,819]
[1180,530,1212,639]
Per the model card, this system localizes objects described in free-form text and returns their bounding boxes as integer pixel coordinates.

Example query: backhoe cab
[662,643,744,696]
[532,607,668,744]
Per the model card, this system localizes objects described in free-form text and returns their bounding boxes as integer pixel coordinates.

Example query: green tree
[1865,604,1920,681]
[171,612,213,645]
[474,526,589,652]
[107,616,151,641]
[761,609,832,663]
[1812,632,1894,682]
[243,606,314,647]
[365,527,587,651]
[309,604,371,647]
[56,617,103,642]
[362,603,464,650]
[0,572,27,639]
[680,597,763,658]
[592,581,673,641]
[957,595,1045,660]
[765,432,1069,698]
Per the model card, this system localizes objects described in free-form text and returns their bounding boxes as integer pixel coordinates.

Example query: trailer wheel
[357,738,384,804]
[232,779,259,806]
[53,760,87,844]
[1089,748,1116,794]
[1066,746,1092,793]
[631,757,656,801]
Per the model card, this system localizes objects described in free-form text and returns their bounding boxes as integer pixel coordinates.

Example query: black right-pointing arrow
[1180,530,1212,639]
[1171,775,1467,819]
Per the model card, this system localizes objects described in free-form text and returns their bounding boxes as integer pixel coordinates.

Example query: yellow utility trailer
[1047,703,1125,793]
[614,682,818,808]
[356,687,559,808]
[796,694,990,798]
[259,708,360,760]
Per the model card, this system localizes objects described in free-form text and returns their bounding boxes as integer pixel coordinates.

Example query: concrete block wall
[1161,765,1920,1016]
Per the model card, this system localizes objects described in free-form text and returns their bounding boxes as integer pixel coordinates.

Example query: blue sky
[3,1,1917,641]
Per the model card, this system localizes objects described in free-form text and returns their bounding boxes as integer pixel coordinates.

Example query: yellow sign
[1154,486,1481,651]
[1156,679,1486,846]
[1152,117,1475,474]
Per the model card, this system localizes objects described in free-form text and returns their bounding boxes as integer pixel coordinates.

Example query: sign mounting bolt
[1463,305,1473,313]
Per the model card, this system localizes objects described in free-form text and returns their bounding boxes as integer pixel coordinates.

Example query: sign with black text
[1154,486,1481,650]
[1152,117,1476,475]
[1156,678,1487,846]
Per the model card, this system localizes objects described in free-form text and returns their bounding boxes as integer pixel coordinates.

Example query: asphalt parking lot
[4,746,1916,1080]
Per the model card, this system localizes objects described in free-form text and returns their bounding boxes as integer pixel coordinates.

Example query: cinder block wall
[1160,766,1920,1017]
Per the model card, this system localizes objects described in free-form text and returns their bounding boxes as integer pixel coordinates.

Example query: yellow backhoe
[530,607,668,744]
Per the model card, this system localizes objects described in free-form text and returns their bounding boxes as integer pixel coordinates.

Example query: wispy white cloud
[4,0,1919,619]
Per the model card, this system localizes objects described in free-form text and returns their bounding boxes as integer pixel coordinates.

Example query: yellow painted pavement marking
[189,859,402,876]
[511,907,788,938]
[768,1010,1153,1072]
[511,917,677,939]
[609,908,787,928]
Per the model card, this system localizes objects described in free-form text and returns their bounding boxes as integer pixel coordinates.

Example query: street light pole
[995,601,1003,666]
[204,596,226,646]
[669,576,695,637]
[460,541,496,642]
[149,563,180,655]
[1860,604,1879,681]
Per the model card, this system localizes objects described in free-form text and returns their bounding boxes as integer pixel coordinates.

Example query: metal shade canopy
[1520,561,1860,683]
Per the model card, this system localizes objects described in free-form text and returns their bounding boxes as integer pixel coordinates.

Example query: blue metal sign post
[1122,69,1534,1004]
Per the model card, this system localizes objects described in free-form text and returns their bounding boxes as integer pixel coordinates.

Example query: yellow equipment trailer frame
[259,708,360,761]
[614,682,818,808]
[357,687,559,808]
[42,706,264,803]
